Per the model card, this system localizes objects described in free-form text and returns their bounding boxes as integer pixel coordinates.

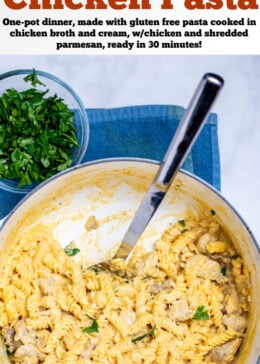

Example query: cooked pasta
[0,212,250,363]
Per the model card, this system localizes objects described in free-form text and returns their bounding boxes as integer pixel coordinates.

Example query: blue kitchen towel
[0,104,220,220]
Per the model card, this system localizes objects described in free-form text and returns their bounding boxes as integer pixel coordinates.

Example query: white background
[0,55,259,244]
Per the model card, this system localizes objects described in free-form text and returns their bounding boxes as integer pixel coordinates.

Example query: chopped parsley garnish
[210,209,216,216]
[192,306,210,320]
[0,68,78,187]
[132,325,156,343]
[220,267,227,276]
[231,254,240,260]
[6,348,14,357]
[181,228,188,234]
[82,314,99,334]
[63,242,80,256]
[91,267,100,275]
[24,68,46,87]
[178,219,186,227]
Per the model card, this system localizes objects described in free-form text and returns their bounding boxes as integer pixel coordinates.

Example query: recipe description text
[2,15,256,52]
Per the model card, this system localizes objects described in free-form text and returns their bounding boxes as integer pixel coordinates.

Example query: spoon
[89,73,224,278]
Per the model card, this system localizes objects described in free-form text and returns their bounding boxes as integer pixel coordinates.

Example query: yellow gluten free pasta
[0,212,250,363]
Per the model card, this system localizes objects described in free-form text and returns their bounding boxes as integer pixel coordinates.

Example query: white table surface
[0,55,259,244]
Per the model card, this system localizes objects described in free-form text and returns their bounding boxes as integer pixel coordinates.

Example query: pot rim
[1,157,259,255]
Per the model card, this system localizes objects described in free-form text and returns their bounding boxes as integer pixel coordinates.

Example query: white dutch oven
[0,158,259,363]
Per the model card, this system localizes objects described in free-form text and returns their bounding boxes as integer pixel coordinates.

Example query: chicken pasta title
[3,0,259,11]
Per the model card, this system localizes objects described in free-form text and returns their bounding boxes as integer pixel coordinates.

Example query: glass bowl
[0,69,89,194]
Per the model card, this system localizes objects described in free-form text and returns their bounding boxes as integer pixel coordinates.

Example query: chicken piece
[185,254,225,283]
[224,288,241,315]
[38,273,68,295]
[14,320,37,345]
[210,338,242,362]
[167,298,191,322]
[1,327,20,353]
[14,343,45,364]
[85,216,99,231]
[135,251,158,275]
[197,233,216,254]
[223,314,247,332]
[149,283,165,294]
[164,279,175,288]
[149,279,175,294]
[0,337,11,364]
[120,309,136,326]
[80,338,100,361]
[1,327,14,345]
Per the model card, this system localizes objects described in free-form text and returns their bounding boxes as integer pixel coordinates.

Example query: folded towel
[0,104,220,219]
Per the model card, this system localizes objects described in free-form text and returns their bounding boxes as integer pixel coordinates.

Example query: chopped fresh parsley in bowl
[0,69,89,193]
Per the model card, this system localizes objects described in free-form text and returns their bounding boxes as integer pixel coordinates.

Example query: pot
[0,158,259,363]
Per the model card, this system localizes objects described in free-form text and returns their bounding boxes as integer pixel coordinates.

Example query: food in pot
[0,210,250,363]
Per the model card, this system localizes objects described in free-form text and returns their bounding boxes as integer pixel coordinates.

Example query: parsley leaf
[132,325,156,343]
[90,267,100,275]
[220,267,227,276]
[178,219,186,227]
[210,209,216,216]
[231,254,240,260]
[23,68,46,87]
[6,346,14,357]
[63,242,80,256]
[192,306,210,320]
[82,314,99,334]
